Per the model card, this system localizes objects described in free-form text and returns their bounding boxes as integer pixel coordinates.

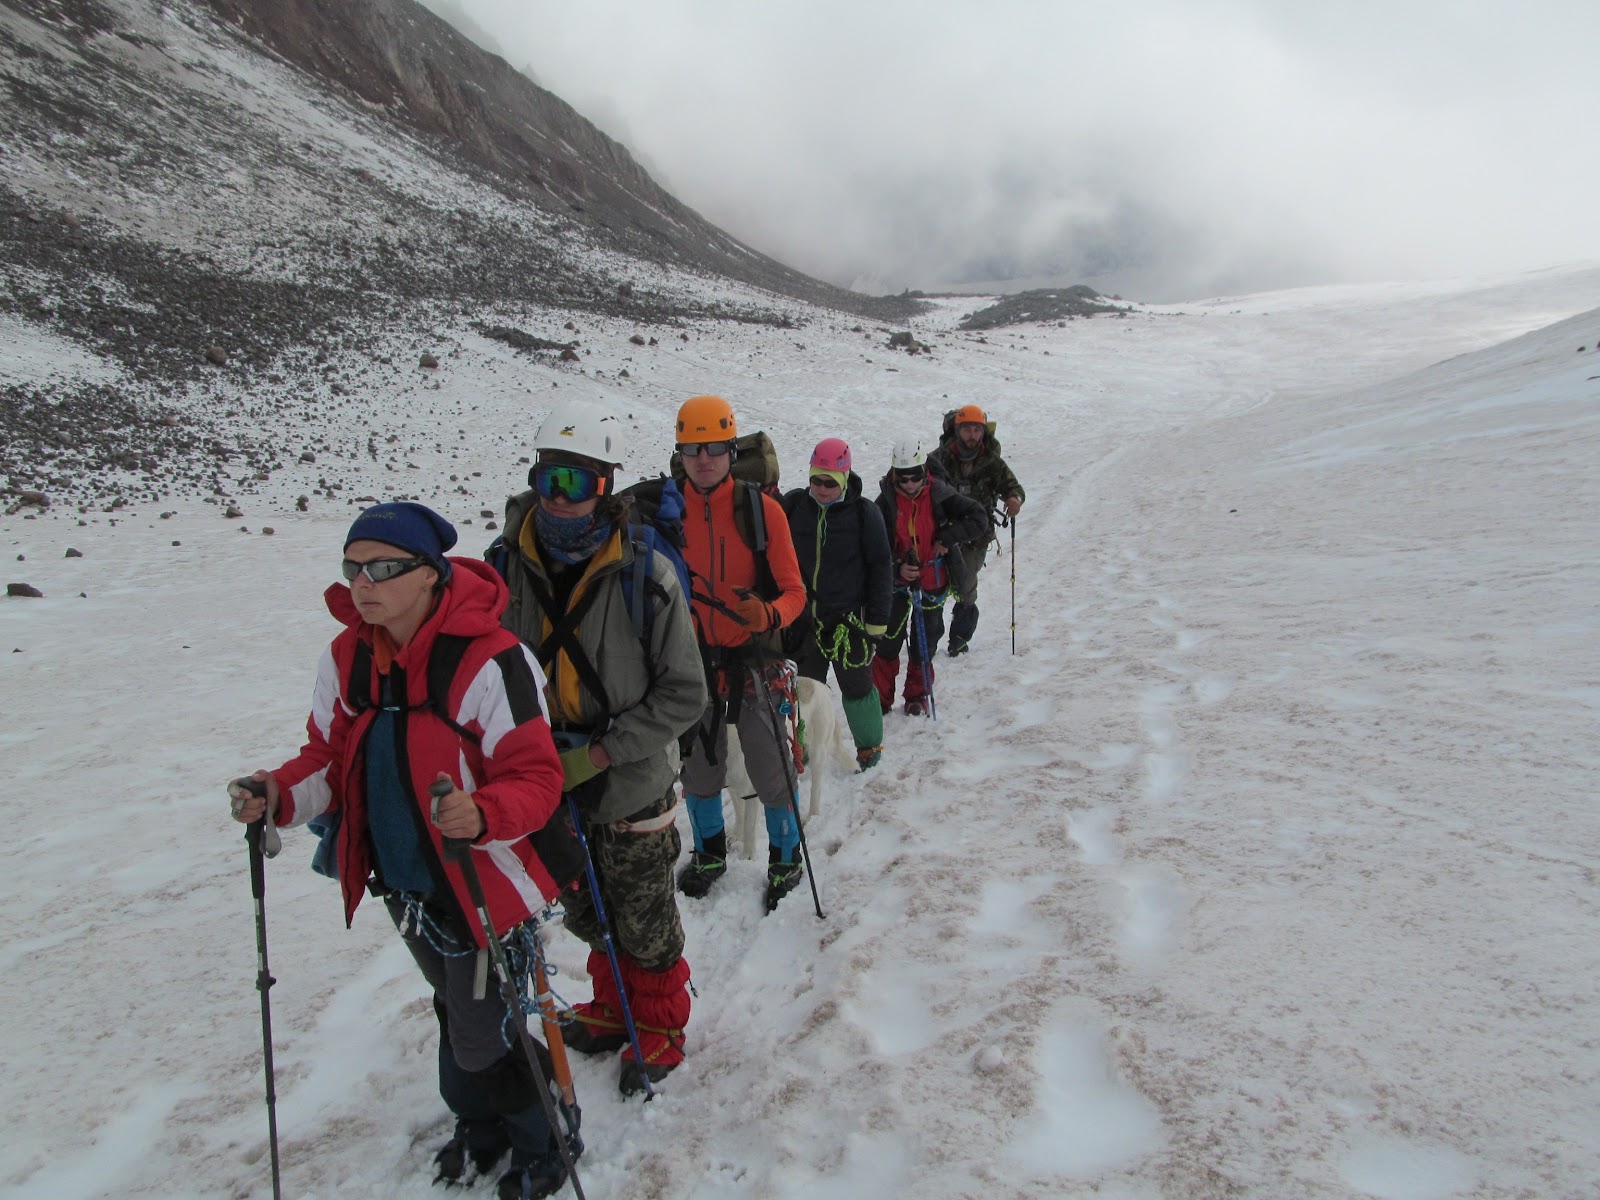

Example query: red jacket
[681,475,806,648]
[273,558,565,944]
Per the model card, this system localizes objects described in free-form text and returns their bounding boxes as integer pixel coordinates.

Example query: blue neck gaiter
[536,508,613,565]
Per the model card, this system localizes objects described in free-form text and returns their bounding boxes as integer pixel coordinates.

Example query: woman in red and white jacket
[230,501,571,1199]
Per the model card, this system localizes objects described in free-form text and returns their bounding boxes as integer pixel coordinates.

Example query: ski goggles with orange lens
[676,440,734,458]
[534,462,608,502]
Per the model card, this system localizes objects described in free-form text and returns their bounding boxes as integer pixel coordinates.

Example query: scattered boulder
[419,352,439,369]
[65,547,83,558]
[261,527,275,535]
[7,583,44,597]
[887,331,931,354]
[205,344,228,366]
[558,347,579,362]
[299,451,316,463]
[629,334,646,346]
[224,504,243,518]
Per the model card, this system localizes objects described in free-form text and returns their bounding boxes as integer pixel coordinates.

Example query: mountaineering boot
[619,1058,676,1097]
[612,955,690,1096]
[948,601,979,651]
[564,950,628,1055]
[497,1102,570,1200]
[433,1118,510,1185]
[903,698,926,717]
[764,843,804,912]
[562,1018,626,1056]
[495,1152,566,1200]
[676,830,727,898]
[855,745,882,772]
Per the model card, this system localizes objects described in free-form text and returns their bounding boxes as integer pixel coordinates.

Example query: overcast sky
[422,0,1600,301]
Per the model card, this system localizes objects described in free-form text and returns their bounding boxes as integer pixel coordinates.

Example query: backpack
[730,430,782,498]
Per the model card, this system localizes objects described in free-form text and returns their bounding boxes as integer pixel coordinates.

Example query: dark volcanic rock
[959,286,1129,330]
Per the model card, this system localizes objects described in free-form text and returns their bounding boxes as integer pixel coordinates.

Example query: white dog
[725,676,855,860]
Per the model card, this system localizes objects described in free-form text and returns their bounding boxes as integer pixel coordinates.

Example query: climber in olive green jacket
[927,403,1025,657]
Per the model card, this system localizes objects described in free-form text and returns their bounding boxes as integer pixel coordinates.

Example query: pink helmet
[810,437,852,472]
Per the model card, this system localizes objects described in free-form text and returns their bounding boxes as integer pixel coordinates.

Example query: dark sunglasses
[676,441,734,458]
[808,475,841,490]
[534,461,608,502]
[893,468,926,484]
[342,556,430,584]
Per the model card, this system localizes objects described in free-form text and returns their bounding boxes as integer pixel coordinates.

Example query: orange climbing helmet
[953,403,988,428]
[676,394,737,443]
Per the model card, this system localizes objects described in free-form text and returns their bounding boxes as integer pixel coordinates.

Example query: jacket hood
[323,555,510,637]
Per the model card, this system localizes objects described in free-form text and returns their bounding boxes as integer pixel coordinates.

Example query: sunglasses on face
[534,461,608,502]
[341,556,430,584]
[808,475,841,490]
[893,469,926,485]
[676,441,734,459]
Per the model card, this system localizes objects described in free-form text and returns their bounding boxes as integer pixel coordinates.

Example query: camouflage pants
[561,787,685,974]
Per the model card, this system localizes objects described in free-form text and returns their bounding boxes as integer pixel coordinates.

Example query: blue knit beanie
[344,502,457,582]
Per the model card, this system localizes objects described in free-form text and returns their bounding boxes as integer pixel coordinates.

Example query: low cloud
[427,0,1600,300]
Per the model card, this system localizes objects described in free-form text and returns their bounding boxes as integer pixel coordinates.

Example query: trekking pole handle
[431,778,473,864]
[231,777,281,859]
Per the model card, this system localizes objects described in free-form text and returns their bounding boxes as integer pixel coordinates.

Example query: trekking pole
[752,667,825,920]
[908,589,937,721]
[562,790,657,1101]
[432,782,587,1198]
[1010,513,1017,656]
[229,778,283,1200]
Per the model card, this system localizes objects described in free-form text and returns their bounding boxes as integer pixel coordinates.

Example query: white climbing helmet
[890,439,925,471]
[533,399,625,466]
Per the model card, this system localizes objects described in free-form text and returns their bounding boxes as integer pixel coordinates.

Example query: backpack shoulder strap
[426,633,479,745]
[742,480,769,553]
[346,638,374,713]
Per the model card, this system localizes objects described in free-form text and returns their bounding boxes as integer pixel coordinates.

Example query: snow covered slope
[2,265,1598,1199]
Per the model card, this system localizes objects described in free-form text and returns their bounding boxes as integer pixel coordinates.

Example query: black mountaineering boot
[677,830,728,898]
[434,1118,511,1185]
[763,843,804,913]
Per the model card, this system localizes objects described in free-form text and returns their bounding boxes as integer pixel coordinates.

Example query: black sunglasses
[893,468,926,483]
[677,441,734,458]
[342,556,430,583]
[808,475,841,490]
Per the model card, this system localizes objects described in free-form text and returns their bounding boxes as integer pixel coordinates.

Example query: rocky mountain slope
[0,0,921,507]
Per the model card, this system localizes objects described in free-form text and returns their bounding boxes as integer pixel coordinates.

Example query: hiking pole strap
[433,783,588,1197]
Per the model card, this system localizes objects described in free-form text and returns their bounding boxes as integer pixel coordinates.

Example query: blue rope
[391,892,569,1049]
